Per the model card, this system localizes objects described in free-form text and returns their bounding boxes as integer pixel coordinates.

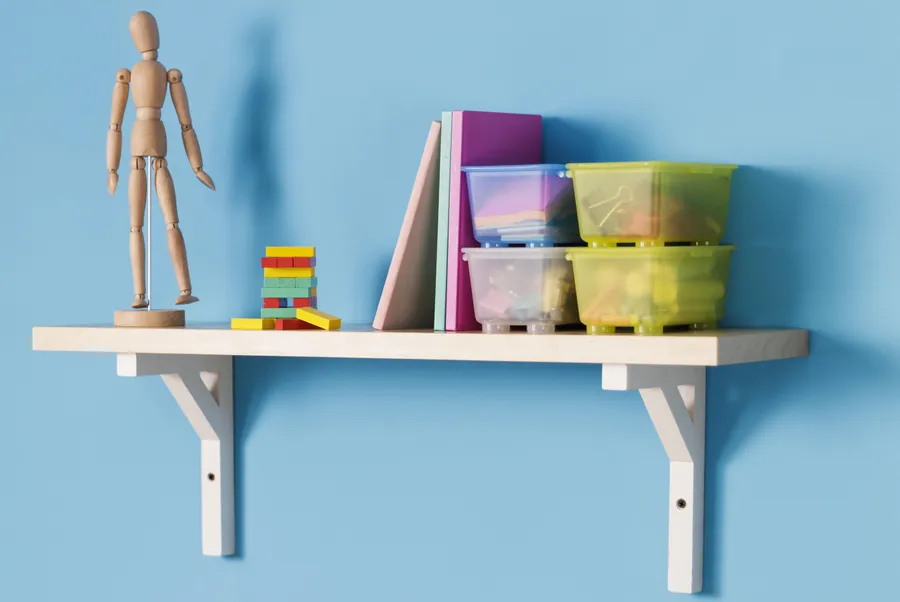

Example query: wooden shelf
[32,323,807,366]
[31,322,808,593]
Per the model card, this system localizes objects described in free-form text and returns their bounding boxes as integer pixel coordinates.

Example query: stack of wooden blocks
[231,246,341,331]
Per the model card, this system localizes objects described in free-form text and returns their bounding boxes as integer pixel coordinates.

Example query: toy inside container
[463,247,579,333]
[566,245,735,335]
[463,164,580,248]
[566,162,737,246]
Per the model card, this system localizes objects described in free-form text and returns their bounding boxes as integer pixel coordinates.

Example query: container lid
[462,246,570,260]
[565,161,737,174]
[566,245,736,259]
[461,164,568,173]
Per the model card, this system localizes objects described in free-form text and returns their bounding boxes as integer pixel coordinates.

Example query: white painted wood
[603,364,706,593]
[602,364,704,392]
[118,353,234,556]
[34,324,808,366]
[637,386,696,463]
[117,352,227,377]
[200,363,234,557]
[161,372,226,441]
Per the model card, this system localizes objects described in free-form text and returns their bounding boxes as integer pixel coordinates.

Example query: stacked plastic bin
[564,162,737,335]
[461,164,583,334]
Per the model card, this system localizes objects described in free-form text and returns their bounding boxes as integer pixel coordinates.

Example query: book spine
[445,110,464,330]
[433,111,453,331]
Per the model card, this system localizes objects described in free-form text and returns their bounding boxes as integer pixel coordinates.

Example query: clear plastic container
[566,245,735,335]
[462,247,579,333]
[565,162,737,246]
[463,164,580,247]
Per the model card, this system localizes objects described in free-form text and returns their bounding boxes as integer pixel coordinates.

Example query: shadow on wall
[541,115,644,163]
[700,165,889,596]
[230,18,287,315]
[702,338,897,597]
[724,167,831,329]
[228,17,289,559]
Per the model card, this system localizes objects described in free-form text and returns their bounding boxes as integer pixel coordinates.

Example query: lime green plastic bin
[565,162,737,246]
[566,245,735,335]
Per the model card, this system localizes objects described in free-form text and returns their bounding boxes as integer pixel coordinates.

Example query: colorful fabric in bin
[462,164,580,247]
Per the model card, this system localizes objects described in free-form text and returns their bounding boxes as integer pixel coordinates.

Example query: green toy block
[261,287,314,298]
[261,308,299,318]
[292,277,317,288]
[264,277,295,288]
[262,277,317,288]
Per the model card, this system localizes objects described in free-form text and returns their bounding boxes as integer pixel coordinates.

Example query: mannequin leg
[129,157,149,308]
[153,157,198,305]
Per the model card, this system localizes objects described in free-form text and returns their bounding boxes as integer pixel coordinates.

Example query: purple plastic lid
[461,164,567,173]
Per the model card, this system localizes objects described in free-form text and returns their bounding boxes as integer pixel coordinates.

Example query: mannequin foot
[132,295,149,309]
[175,291,199,305]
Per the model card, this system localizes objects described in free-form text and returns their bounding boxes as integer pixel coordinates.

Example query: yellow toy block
[265,246,315,258]
[231,318,275,330]
[295,308,341,330]
[263,267,315,278]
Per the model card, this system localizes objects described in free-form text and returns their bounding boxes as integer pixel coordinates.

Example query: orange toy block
[295,307,341,330]
[275,318,317,331]
[292,297,317,308]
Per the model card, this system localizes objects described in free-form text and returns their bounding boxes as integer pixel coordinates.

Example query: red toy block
[276,257,294,268]
[275,318,318,331]
[292,257,316,267]
[261,257,279,268]
[263,298,282,308]
[292,296,318,308]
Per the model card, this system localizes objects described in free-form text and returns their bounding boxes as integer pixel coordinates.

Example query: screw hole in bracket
[207,473,216,482]
[676,498,687,509]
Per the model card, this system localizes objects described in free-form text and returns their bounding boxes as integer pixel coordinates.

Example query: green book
[433,110,453,331]
[261,287,314,298]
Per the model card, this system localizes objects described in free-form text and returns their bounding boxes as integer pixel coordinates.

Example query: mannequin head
[129,11,159,59]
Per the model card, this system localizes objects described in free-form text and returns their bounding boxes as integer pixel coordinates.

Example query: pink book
[445,111,542,331]
[373,121,442,330]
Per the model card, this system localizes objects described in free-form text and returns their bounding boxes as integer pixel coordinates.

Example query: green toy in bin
[566,245,735,335]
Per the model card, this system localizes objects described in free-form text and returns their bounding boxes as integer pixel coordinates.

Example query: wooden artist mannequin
[107,10,214,318]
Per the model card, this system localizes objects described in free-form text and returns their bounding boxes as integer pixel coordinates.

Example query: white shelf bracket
[603,363,706,594]
[117,353,235,556]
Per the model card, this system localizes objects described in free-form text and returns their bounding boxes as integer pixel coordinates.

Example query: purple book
[445,111,542,331]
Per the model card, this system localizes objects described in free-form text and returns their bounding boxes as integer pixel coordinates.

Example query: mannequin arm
[168,69,215,190]
[107,69,130,195]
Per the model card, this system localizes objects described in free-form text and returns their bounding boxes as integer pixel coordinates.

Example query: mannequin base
[114,309,185,328]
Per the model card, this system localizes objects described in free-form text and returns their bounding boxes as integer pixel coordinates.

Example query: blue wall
[1,1,895,600]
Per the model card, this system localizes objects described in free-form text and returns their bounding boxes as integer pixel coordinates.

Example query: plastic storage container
[565,162,737,246]
[462,247,578,333]
[566,245,734,335]
[463,164,579,247]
